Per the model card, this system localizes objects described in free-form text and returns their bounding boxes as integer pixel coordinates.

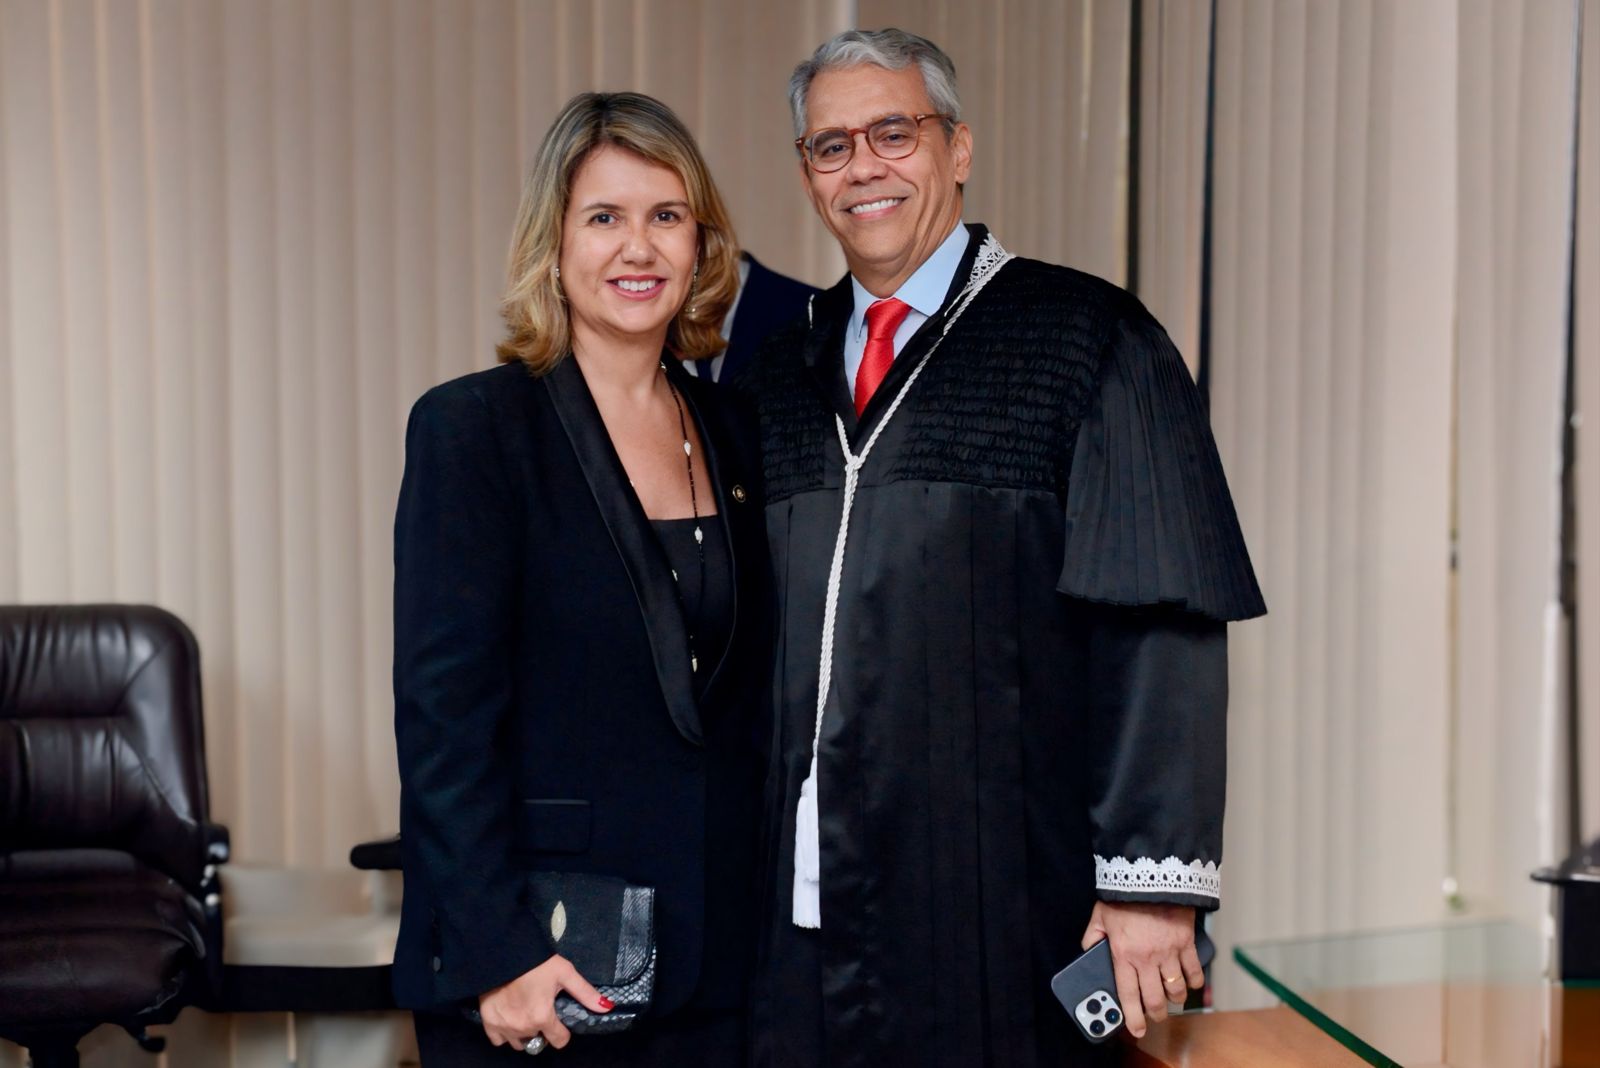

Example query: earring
[553,265,560,279]
[688,262,700,316]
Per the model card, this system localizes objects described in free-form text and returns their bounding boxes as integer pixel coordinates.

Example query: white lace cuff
[1094,854,1221,900]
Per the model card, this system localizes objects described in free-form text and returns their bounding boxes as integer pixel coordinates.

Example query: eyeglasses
[794,114,952,173]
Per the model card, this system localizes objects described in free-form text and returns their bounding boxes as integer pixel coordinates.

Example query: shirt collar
[848,221,969,339]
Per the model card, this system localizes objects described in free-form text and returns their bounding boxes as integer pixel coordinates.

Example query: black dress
[740,225,1265,1068]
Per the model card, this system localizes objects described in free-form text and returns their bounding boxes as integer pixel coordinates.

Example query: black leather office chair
[0,605,228,1068]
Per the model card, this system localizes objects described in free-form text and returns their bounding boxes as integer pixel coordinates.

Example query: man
[684,251,818,384]
[740,29,1265,1068]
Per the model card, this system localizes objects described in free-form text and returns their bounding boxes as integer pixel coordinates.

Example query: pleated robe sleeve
[394,383,554,1001]
[1060,304,1265,910]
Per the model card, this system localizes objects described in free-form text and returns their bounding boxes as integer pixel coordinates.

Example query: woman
[391,92,766,1066]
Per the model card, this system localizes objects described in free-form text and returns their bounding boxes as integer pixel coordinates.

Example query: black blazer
[698,254,817,385]
[391,355,767,1016]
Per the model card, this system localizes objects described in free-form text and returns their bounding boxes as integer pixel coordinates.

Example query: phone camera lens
[1085,998,1101,1014]
[1089,1020,1105,1036]
[1106,1008,1121,1025]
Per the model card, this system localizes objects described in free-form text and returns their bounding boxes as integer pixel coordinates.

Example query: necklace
[660,361,706,674]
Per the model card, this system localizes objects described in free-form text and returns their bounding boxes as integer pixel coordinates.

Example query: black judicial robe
[740,225,1265,1068]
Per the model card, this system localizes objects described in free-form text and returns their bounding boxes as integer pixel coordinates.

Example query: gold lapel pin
[732,485,747,503]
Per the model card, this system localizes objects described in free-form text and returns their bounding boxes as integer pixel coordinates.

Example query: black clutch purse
[466,872,656,1035]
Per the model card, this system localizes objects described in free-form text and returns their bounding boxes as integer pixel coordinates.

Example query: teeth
[850,198,901,215]
[616,279,660,292]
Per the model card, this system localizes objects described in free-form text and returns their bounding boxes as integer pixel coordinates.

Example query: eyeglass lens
[809,116,923,170]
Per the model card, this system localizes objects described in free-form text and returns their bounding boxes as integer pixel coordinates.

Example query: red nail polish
[598,996,614,1010]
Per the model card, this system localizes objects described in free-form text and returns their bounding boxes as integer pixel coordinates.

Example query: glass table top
[1234,921,1600,1067]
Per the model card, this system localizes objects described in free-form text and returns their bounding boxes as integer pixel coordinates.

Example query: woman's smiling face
[559,144,701,351]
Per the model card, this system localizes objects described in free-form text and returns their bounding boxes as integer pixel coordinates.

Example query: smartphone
[1050,939,1123,1043]
[1050,929,1216,1044]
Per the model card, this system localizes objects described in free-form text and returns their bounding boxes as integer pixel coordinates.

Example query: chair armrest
[206,822,231,864]
[349,833,401,872]
[197,822,231,1005]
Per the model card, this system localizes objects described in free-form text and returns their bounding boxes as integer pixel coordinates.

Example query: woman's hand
[477,954,613,1051]
[1079,901,1204,1038]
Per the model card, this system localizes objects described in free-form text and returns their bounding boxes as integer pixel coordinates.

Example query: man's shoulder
[677,359,758,438]
[745,254,821,305]
[727,292,825,401]
[949,255,1143,371]
[750,312,813,365]
[990,256,1138,321]
[726,328,801,424]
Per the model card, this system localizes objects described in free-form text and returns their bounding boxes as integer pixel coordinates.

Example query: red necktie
[854,297,912,417]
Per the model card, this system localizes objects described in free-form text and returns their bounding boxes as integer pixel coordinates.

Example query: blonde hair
[497,92,741,374]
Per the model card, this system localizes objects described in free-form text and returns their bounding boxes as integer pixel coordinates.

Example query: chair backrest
[0,604,211,892]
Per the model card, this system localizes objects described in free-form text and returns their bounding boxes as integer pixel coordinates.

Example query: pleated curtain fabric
[1453,0,1585,937]
[1207,1,1456,979]
[1134,0,1210,374]
[1205,2,1587,1023]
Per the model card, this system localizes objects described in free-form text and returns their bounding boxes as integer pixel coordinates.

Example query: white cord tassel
[791,236,1013,929]
[792,753,822,927]
[792,439,864,929]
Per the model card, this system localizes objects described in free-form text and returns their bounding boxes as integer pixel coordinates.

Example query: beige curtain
[857,0,1132,282]
[1208,0,1458,974]
[1134,0,1209,371]
[1206,0,1585,1014]
[1454,0,1584,929]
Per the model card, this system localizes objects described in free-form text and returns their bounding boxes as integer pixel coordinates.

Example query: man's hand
[477,954,612,1051]
[1079,901,1204,1038]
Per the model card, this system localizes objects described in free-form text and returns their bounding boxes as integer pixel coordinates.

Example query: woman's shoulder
[409,360,542,425]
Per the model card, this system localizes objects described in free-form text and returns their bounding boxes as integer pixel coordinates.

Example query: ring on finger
[1163,973,1184,988]
[523,1035,547,1056]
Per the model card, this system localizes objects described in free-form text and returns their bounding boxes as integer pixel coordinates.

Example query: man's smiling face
[798,63,972,296]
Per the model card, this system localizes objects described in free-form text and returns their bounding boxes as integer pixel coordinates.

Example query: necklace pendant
[691,654,699,672]
[683,441,692,456]
[694,526,703,546]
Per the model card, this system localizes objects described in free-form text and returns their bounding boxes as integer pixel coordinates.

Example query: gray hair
[787,28,961,139]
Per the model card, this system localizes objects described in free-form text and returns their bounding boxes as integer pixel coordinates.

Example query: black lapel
[799,274,858,429]
[853,223,990,439]
[711,345,742,385]
[667,360,739,700]
[543,356,703,746]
